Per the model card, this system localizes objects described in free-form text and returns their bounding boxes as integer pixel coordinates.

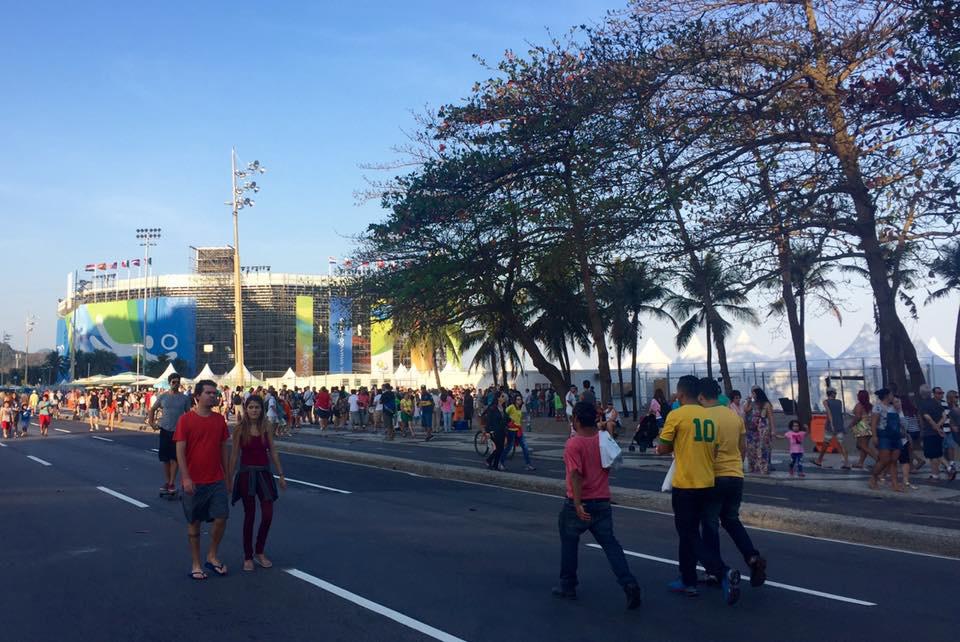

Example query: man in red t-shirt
[175,380,232,580]
[554,401,642,609]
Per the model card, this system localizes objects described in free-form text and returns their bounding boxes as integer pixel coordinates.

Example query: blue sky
[2,1,956,362]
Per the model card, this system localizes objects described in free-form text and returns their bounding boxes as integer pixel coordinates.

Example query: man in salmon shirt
[553,401,643,610]
[175,380,232,580]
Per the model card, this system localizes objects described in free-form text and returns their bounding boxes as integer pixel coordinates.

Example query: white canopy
[569,357,586,371]
[776,336,833,361]
[280,367,297,380]
[928,337,955,364]
[728,330,766,362]
[394,363,409,376]
[636,338,672,366]
[195,363,218,381]
[219,364,259,386]
[837,323,879,360]
[914,337,954,365]
[676,335,708,363]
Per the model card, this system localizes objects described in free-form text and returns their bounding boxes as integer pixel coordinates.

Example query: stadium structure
[55,247,407,381]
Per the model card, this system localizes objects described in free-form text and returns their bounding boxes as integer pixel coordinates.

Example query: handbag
[599,430,622,469]
[661,458,676,492]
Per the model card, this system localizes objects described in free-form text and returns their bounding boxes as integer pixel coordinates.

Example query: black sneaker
[748,555,767,587]
[624,583,642,610]
[722,569,741,606]
[551,586,577,600]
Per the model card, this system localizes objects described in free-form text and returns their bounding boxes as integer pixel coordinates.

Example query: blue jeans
[442,411,452,432]
[558,499,636,591]
[701,477,759,569]
[502,432,532,465]
[672,488,727,587]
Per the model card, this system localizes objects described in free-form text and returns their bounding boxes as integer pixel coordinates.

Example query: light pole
[1,331,10,385]
[69,277,91,382]
[229,149,265,388]
[24,314,36,387]
[132,343,144,383]
[136,228,161,369]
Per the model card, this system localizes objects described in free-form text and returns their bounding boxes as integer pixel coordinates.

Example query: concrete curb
[274,441,960,559]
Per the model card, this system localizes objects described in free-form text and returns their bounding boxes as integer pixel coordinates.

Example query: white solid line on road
[150,448,159,453]
[586,544,877,606]
[286,569,467,642]
[55,428,71,434]
[27,455,52,466]
[91,435,114,442]
[277,475,351,494]
[96,486,149,508]
[0,442,6,448]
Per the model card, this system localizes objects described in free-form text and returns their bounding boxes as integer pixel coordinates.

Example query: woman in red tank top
[227,395,286,572]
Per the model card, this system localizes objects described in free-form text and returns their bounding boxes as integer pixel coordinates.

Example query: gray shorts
[181,480,229,524]
[944,432,958,450]
[88,409,100,418]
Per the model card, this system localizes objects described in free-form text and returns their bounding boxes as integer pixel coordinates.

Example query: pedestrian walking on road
[420,385,435,441]
[484,393,508,470]
[228,395,286,572]
[869,388,905,491]
[504,396,536,470]
[175,380,232,580]
[37,393,53,437]
[553,401,642,609]
[813,389,850,469]
[851,390,878,469]
[87,390,102,432]
[1,400,13,439]
[918,385,950,481]
[781,420,808,478]
[657,375,741,604]
[697,378,767,589]
[743,388,774,475]
[148,373,194,496]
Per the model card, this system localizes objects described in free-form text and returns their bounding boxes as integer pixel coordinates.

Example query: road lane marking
[55,428,71,434]
[745,493,789,501]
[586,544,877,606]
[277,475,351,494]
[27,455,52,466]
[0,442,6,448]
[286,569,466,642]
[96,486,149,508]
[91,436,114,442]
[149,448,159,453]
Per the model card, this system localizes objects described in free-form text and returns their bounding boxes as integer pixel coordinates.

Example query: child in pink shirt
[782,420,807,478]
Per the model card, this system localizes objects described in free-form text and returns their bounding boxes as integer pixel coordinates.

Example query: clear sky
[2,1,957,362]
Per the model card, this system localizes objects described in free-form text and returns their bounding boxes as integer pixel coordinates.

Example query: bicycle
[473,430,516,459]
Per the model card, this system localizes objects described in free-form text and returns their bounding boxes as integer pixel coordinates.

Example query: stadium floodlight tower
[229,149,265,387]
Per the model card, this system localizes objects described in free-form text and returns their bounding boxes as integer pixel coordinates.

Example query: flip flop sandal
[204,561,228,576]
[189,570,208,581]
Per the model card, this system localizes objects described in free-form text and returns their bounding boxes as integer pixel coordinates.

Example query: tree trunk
[563,162,612,404]
[713,328,734,396]
[505,318,567,395]
[954,305,960,390]
[560,343,572,386]
[616,348,628,415]
[705,323,713,380]
[630,312,639,421]
[432,348,442,389]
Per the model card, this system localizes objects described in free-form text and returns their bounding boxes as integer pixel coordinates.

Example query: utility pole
[136,228,161,369]
[24,314,36,386]
[1,331,10,386]
[229,149,264,387]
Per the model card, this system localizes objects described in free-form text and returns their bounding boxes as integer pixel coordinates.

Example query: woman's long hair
[753,388,770,407]
[236,395,268,445]
[857,390,871,413]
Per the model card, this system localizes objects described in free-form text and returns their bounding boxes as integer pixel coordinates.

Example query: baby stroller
[629,414,659,453]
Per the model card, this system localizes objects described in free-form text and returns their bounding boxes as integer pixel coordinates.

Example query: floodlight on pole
[136,228,161,369]
[229,149,266,387]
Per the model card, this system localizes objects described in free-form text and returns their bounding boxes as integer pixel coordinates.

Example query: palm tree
[599,259,674,417]
[669,253,758,393]
[927,241,960,387]
[460,313,524,389]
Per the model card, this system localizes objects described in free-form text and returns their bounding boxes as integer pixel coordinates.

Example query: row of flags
[85,258,153,271]
[328,256,396,273]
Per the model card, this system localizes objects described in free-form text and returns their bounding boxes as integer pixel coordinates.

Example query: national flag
[84,263,95,271]
[131,259,141,267]
[376,259,385,269]
[96,263,107,270]
[109,262,118,270]
[120,259,129,268]
[328,256,337,265]
[361,261,370,269]
[343,258,353,267]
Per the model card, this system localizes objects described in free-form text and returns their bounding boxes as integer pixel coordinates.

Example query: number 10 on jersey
[693,418,716,442]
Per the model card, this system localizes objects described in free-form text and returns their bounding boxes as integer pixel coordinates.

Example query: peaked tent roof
[157,362,179,381]
[928,337,955,364]
[569,357,586,370]
[394,363,408,375]
[914,337,954,365]
[728,330,766,362]
[836,323,879,359]
[195,363,218,381]
[776,336,833,361]
[636,338,672,365]
[219,364,259,385]
[676,335,708,363]
[280,367,297,380]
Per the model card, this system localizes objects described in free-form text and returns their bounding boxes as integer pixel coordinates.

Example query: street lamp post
[69,276,91,382]
[229,149,265,388]
[24,314,36,386]
[132,342,144,384]
[136,228,161,369]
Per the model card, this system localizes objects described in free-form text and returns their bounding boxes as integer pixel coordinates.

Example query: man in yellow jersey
[698,378,767,588]
[657,375,741,605]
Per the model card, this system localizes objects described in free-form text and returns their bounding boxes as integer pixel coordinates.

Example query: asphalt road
[280,428,960,531]
[2,422,958,641]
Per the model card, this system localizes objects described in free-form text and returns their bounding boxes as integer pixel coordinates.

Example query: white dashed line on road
[91,435,114,442]
[55,428,71,434]
[0,442,7,448]
[286,569,467,642]
[277,476,351,494]
[149,448,159,453]
[27,455,52,466]
[96,486,149,508]
[586,544,877,606]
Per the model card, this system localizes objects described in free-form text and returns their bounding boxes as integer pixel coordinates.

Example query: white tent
[219,364,259,386]
[676,335,708,363]
[728,330,766,362]
[836,323,880,361]
[636,338,672,366]
[156,362,179,382]
[776,336,833,362]
[280,367,297,380]
[195,363,218,381]
[394,363,409,376]
[569,357,586,371]
[928,337,955,364]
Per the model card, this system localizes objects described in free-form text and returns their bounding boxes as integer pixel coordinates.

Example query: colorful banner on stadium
[328,297,353,374]
[370,316,393,376]
[295,296,314,376]
[60,297,197,376]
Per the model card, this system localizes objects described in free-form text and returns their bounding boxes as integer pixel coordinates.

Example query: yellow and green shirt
[659,404,723,489]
